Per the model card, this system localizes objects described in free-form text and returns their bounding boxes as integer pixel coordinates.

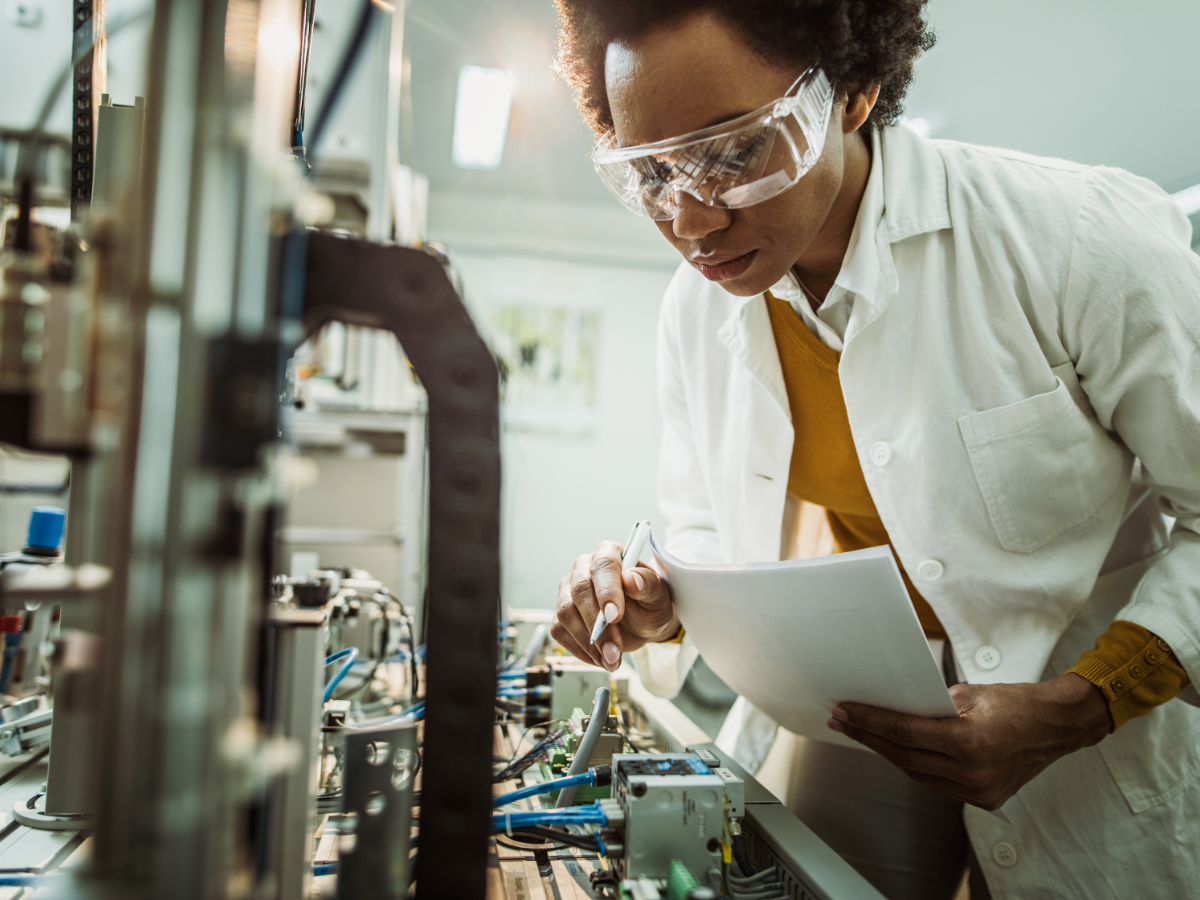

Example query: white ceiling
[404,0,1200,203]
[3,0,1196,203]
[905,0,1200,193]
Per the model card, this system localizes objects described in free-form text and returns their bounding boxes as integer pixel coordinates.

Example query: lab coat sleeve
[1062,166,1200,694]
[654,278,726,566]
[628,276,719,698]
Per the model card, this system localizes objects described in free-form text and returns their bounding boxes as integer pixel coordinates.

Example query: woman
[548,2,1200,898]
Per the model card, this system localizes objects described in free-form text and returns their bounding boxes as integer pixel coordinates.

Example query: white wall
[906,0,1200,192]
[448,247,676,610]
[0,0,152,131]
[430,190,679,609]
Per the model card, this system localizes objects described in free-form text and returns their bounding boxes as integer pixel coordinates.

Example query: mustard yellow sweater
[765,291,1188,729]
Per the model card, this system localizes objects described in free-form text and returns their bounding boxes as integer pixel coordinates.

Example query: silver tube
[555,685,610,808]
[520,624,548,669]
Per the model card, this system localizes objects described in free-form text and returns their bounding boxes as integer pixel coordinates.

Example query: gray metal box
[612,753,728,880]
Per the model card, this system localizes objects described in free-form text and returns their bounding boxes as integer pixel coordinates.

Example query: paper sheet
[650,534,959,750]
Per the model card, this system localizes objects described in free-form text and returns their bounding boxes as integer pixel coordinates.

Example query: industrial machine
[0,0,890,898]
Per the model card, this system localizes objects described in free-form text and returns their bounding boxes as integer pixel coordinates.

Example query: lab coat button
[869,442,891,466]
[916,559,944,581]
[992,842,1018,868]
[975,645,1002,671]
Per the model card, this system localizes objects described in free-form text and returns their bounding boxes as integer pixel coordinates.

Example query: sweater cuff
[657,624,686,645]
[1067,620,1191,731]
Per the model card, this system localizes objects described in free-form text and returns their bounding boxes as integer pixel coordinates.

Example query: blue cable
[493,770,595,808]
[349,699,424,729]
[323,648,359,703]
[497,671,524,680]
[489,801,608,833]
[415,643,427,662]
[0,876,37,887]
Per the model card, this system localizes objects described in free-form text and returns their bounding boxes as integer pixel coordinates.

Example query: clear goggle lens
[592,68,834,221]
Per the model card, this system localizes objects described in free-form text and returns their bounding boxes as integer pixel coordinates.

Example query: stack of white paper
[650,534,959,749]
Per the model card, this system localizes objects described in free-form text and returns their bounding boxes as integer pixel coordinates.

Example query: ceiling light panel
[452,65,514,170]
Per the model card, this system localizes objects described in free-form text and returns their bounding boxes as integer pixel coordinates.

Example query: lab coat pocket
[957,377,1127,553]
[1096,701,1200,813]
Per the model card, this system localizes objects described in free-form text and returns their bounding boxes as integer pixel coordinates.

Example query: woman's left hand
[828,674,1113,810]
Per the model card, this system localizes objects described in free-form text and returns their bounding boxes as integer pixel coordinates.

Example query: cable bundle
[489,801,608,834]
[493,765,611,808]
[493,724,570,784]
[503,826,601,853]
[722,865,788,900]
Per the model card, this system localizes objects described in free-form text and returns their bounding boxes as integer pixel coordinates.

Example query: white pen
[590,520,652,646]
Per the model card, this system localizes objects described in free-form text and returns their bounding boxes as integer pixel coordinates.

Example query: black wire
[495,827,600,852]
[731,833,757,877]
[332,658,381,700]
[411,621,420,697]
[292,0,318,147]
[493,726,569,783]
[305,0,378,163]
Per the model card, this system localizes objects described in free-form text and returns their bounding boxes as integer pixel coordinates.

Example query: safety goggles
[591,67,833,221]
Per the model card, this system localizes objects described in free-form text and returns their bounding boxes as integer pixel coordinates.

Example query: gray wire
[554,685,610,808]
[520,624,547,669]
[728,867,780,885]
[726,865,787,900]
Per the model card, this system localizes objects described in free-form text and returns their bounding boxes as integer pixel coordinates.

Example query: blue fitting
[26,507,66,552]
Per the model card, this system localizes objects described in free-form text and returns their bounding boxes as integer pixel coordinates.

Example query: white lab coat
[630,124,1200,898]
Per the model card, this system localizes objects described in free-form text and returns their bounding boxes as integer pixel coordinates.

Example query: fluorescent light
[1173,183,1200,218]
[452,66,514,170]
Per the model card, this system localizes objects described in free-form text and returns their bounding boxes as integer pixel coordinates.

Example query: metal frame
[259,608,327,899]
[336,724,417,900]
[70,0,104,220]
[299,230,500,899]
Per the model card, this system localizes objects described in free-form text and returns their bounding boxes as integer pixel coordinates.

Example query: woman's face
[605,11,861,296]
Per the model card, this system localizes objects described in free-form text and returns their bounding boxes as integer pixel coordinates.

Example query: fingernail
[631,571,645,592]
[604,603,619,623]
[602,643,620,667]
[827,719,845,733]
[830,707,848,722]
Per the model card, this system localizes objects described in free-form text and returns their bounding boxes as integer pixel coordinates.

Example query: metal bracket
[299,231,500,899]
[336,724,418,900]
[0,563,111,604]
[0,707,52,757]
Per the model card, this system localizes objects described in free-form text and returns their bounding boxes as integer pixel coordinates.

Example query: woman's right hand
[552,540,679,672]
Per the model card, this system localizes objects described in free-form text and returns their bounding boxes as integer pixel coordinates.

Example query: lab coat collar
[768,127,885,316]
[716,298,792,419]
[715,126,951,417]
[767,124,951,307]
[838,125,950,333]
[880,124,952,243]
